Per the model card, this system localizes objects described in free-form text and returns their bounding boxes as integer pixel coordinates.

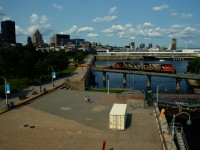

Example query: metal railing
[169,123,189,150]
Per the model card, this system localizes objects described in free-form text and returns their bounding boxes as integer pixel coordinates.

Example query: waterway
[93,60,188,92]
[92,59,199,150]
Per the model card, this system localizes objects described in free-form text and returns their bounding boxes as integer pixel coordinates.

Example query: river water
[92,59,199,150]
[93,60,188,92]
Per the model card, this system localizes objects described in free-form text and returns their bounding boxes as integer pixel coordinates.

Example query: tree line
[0,45,90,85]
[187,57,200,73]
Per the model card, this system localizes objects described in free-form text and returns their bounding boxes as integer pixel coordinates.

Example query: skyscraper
[171,37,177,50]
[50,34,70,47]
[1,20,16,44]
[31,29,44,47]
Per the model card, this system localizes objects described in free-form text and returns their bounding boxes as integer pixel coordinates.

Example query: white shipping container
[109,103,127,130]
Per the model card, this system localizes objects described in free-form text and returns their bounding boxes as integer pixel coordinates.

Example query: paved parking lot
[0,89,162,150]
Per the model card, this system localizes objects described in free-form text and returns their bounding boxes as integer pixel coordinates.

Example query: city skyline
[0,0,200,48]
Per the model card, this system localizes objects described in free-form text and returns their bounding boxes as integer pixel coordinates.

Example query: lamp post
[156,84,167,106]
[0,76,8,104]
[170,112,192,150]
[107,74,109,94]
[50,66,56,87]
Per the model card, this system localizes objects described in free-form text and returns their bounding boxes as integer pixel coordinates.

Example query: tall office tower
[51,34,70,47]
[130,42,135,49]
[1,20,16,44]
[70,38,85,47]
[31,29,44,47]
[27,36,33,45]
[148,43,153,48]
[171,37,177,50]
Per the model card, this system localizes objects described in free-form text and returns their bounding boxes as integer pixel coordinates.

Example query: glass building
[1,20,16,44]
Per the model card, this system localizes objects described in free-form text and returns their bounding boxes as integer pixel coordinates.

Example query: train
[113,62,176,74]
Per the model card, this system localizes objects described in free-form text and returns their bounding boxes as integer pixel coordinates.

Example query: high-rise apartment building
[1,20,16,44]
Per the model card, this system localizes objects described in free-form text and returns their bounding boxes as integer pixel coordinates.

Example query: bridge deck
[92,68,200,80]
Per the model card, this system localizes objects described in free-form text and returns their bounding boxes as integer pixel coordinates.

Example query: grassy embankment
[0,65,77,95]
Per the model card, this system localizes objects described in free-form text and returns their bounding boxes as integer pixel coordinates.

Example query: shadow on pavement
[126,114,132,129]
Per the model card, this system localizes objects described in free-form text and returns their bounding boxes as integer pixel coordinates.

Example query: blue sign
[52,71,56,79]
[107,74,109,80]
[6,84,10,94]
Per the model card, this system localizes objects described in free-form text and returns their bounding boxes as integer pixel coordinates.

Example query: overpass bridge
[92,68,200,92]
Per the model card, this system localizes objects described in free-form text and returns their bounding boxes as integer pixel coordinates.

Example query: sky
[0,0,200,48]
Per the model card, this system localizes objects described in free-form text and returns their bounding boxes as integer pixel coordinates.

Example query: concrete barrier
[153,103,177,150]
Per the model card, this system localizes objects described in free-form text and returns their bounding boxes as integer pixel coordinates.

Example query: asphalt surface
[0,55,163,150]
[0,89,162,150]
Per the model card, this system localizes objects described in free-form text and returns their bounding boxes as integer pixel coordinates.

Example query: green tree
[188,57,200,73]
[73,51,88,63]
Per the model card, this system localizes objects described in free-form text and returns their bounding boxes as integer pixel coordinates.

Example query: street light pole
[170,112,192,150]
[156,84,167,106]
[107,74,109,94]
[50,66,54,87]
[0,76,8,104]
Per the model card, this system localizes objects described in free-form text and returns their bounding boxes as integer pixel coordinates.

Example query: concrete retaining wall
[153,104,177,150]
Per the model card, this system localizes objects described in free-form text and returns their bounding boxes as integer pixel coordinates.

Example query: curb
[0,83,65,115]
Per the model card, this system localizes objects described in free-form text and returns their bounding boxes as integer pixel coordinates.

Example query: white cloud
[16,13,52,36]
[170,12,178,16]
[3,16,11,21]
[143,22,155,27]
[152,4,169,11]
[15,26,26,36]
[171,24,184,29]
[124,23,132,28]
[87,33,99,38]
[78,27,94,32]
[93,6,118,23]
[184,40,194,44]
[53,4,63,10]
[129,36,136,40]
[118,31,130,38]
[61,26,95,35]
[30,14,39,25]
[184,27,196,32]
[101,22,198,40]
[109,6,117,14]
[63,25,78,34]
[180,13,193,19]
[29,14,51,35]
[102,24,132,33]
[0,6,4,15]
[168,25,200,39]
[92,16,117,23]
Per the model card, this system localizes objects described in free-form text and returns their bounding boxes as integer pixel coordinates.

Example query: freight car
[114,62,176,74]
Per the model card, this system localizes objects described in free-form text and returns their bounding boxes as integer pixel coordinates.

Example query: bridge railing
[153,93,200,107]
[169,123,189,150]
